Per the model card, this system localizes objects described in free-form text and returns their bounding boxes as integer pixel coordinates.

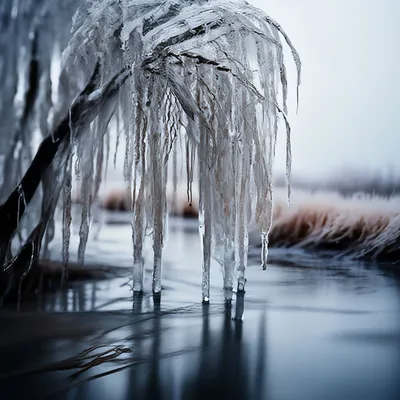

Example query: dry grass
[264,189,400,262]
[73,185,199,219]
[75,185,400,263]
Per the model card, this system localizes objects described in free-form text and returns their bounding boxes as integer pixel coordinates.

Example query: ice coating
[0,0,80,259]
[62,0,301,299]
[0,0,300,302]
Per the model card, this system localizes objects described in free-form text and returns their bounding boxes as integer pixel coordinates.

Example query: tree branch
[0,63,130,301]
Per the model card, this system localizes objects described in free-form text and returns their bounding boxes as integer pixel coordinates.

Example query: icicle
[123,127,134,186]
[74,148,81,181]
[260,232,268,271]
[103,129,110,184]
[131,88,146,292]
[284,112,292,206]
[62,153,73,282]
[148,78,169,294]
[132,179,145,292]
[172,140,178,214]
[198,112,212,303]
[77,152,92,265]
[113,106,121,170]
[16,184,26,229]
[236,156,250,291]
[93,133,105,201]
[185,139,193,206]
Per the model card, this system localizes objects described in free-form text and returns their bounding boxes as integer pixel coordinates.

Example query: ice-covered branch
[0,63,130,301]
[57,0,301,301]
[0,0,301,304]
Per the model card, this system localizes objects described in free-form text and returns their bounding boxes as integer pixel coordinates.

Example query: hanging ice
[1,0,300,303]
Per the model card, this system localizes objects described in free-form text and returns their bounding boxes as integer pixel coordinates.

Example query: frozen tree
[0,0,300,304]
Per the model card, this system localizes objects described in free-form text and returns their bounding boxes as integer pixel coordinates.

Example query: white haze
[250,0,400,180]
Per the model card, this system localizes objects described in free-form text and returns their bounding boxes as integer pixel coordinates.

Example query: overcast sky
[249,0,400,180]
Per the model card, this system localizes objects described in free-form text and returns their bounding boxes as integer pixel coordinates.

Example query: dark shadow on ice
[178,298,267,400]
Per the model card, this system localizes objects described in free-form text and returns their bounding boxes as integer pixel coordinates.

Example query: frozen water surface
[0,215,399,400]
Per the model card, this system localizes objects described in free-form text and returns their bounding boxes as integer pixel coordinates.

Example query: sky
[249,0,400,180]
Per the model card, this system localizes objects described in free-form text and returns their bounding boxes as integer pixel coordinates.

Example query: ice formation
[0,0,300,302]
[0,0,81,294]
